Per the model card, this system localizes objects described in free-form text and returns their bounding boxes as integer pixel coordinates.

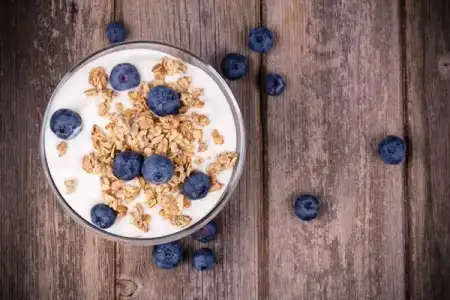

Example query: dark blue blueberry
[112,151,143,181]
[248,27,274,53]
[147,86,181,116]
[264,73,286,96]
[141,155,174,185]
[221,53,248,80]
[106,22,127,44]
[182,171,211,200]
[90,203,117,229]
[192,248,217,271]
[378,135,406,165]
[294,195,320,221]
[50,109,82,140]
[152,241,184,269]
[192,220,218,243]
[110,63,140,91]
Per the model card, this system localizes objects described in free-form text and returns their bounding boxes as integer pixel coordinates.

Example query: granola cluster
[71,57,238,233]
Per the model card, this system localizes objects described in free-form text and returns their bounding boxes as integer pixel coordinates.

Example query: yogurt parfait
[41,43,244,241]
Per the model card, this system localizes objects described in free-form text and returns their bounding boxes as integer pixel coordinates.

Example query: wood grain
[115,0,263,299]
[263,0,405,299]
[405,0,450,299]
[0,1,116,299]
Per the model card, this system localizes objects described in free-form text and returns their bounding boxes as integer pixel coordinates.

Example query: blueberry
[221,53,248,80]
[264,73,286,96]
[142,154,174,185]
[192,220,218,243]
[182,171,211,200]
[106,22,127,44]
[248,27,274,53]
[294,195,320,221]
[147,86,181,116]
[152,241,184,269]
[49,109,82,140]
[192,248,217,271]
[378,135,406,165]
[110,63,140,91]
[112,151,143,181]
[90,203,117,229]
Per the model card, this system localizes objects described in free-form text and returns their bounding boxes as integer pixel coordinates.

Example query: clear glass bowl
[39,41,246,245]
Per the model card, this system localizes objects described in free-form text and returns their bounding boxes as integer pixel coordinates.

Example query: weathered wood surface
[405,0,450,299]
[0,1,116,300]
[264,0,405,299]
[1,0,450,299]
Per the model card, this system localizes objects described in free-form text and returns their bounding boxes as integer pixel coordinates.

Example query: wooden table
[1,0,450,299]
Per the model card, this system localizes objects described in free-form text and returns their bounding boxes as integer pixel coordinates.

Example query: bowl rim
[39,40,246,245]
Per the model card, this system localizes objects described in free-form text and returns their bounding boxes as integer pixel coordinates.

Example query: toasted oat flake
[64,179,77,194]
[88,67,108,90]
[57,141,68,157]
[170,215,192,228]
[131,203,151,232]
[198,141,208,152]
[212,129,224,145]
[207,152,238,175]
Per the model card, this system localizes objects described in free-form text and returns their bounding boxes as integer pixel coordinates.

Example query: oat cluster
[59,57,238,233]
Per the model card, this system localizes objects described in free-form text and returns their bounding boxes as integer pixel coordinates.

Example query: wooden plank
[405,0,450,299]
[264,1,405,299]
[0,1,115,299]
[116,1,263,299]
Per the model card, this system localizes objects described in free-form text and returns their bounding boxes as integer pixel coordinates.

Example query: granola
[64,179,77,194]
[212,129,224,145]
[77,57,239,234]
[57,141,68,157]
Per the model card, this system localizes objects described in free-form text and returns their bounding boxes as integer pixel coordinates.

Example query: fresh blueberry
[110,63,140,91]
[152,241,184,269]
[192,220,218,243]
[378,135,406,165]
[147,86,181,116]
[192,248,217,271]
[248,27,274,53]
[182,171,211,200]
[221,53,248,80]
[264,73,286,96]
[49,109,82,140]
[106,22,127,44]
[90,203,117,229]
[112,151,143,181]
[142,154,174,185]
[294,195,320,221]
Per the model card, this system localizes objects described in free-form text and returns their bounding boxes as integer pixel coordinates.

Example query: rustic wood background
[1,0,449,299]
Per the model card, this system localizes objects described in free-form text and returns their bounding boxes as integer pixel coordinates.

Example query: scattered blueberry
[192,248,217,271]
[378,135,406,165]
[152,241,184,269]
[147,86,181,116]
[112,151,143,181]
[192,220,218,243]
[141,154,175,185]
[106,22,127,44]
[110,63,140,91]
[182,171,211,200]
[221,53,248,80]
[90,203,117,229]
[294,195,320,221]
[264,73,286,96]
[49,109,82,140]
[248,27,274,53]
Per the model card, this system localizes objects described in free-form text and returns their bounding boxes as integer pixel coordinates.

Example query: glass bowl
[39,41,246,245]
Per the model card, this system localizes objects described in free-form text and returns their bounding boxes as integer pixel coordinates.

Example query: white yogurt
[44,49,237,238]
